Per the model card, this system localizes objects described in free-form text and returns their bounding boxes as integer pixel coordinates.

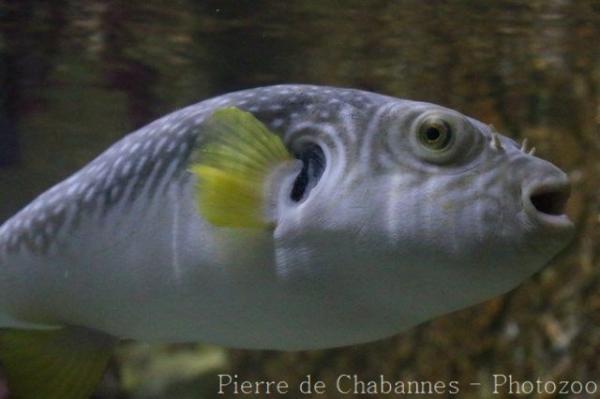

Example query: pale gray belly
[0,181,419,350]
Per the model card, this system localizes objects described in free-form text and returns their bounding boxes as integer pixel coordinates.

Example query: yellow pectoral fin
[190,107,292,229]
[0,327,117,399]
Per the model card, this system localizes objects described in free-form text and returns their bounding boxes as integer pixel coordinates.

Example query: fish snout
[522,171,574,234]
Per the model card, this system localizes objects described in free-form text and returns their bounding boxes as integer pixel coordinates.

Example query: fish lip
[522,178,574,233]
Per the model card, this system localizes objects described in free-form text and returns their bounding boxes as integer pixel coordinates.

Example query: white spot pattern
[0,84,389,255]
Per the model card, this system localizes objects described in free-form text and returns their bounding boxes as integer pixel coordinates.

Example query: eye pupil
[425,127,441,142]
[418,119,452,151]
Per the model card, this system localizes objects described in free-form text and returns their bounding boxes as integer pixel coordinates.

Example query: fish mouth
[523,179,574,231]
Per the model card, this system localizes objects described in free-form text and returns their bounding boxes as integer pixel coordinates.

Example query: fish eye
[407,110,474,165]
[418,118,453,151]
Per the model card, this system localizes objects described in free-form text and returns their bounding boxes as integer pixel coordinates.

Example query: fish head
[273,99,574,311]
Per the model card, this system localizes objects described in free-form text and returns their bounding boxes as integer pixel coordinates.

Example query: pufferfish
[0,85,573,398]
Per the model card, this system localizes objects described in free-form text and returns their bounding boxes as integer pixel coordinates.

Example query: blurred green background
[0,1,598,398]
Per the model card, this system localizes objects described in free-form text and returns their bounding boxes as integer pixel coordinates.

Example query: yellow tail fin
[0,327,117,399]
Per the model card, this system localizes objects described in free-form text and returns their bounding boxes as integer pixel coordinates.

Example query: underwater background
[0,1,598,398]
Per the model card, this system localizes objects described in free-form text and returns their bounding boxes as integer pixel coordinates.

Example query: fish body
[0,85,574,351]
